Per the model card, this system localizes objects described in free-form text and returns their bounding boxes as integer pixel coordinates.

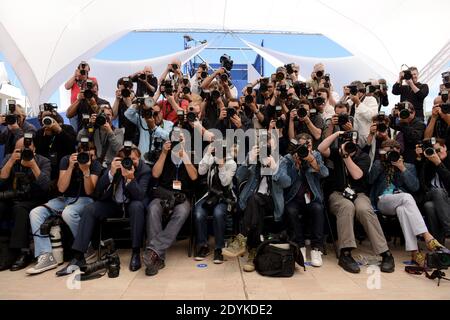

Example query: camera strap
[98,130,110,165]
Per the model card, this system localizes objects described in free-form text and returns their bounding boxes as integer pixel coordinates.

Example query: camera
[293,81,311,97]
[297,106,308,118]
[275,105,284,129]
[160,80,174,96]
[376,111,388,132]
[347,85,358,96]
[176,110,185,124]
[182,86,191,95]
[141,107,156,119]
[21,133,34,162]
[83,79,95,100]
[314,96,325,106]
[171,127,181,148]
[171,64,179,71]
[5,99,17,125]
[42,116,54,127]
[220,54,233,71]
[292,142,309,159]
[403,69,413,80]
[226,107,237,119]
[39,103,58,113]
[275,71,285,82]
[442,71,450,88]
[277,84,288,99]
[258,131,271,160]
[315,70,324,78]
[441,103,450,114]
[78,62,88,76]
[0,189,26,201]
[395,102,410,119]
[342,187,357,201]
[244,94,253,104]
[211,89,221,101]
[144,137,164,165]
[40,215,61,236]
[80,239,120,279]
[323,74,331,88]
[95,112,107,127]
[259,77,270,92]
[339,131,358,154]
[440,90,448,103]
[121,88,131,98]
[121,141,133,170]
[338,113,350,126]
[420,138,437,157]
[285,63,295,75]
[186,107,197,123]
[426,249,450,270]
[135,96,154,110]
[77,137,90,165]
[386,150,401,162]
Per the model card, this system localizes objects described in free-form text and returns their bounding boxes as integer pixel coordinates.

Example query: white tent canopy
[0,0,449,112]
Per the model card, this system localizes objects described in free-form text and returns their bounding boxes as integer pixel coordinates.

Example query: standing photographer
[193,141,237,264]
[0,136,51,271]
[416,138,450,246]
[129,66,158,97]
[0,102,36,155]
[424,94,450,147]
[318,131,394,274]
[56,144,151,275]
[112,77,137,143]
[27,139,101,275]
[64,61,98,104]
[369,139,445,266]
[78,105,124,167]
[144,135,198,276]
[392,67,429,121]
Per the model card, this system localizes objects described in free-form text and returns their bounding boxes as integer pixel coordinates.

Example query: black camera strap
[97,130,110,165]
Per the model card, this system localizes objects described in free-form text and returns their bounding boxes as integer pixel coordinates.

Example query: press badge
[173,180,182,190]
[304,192,311,204]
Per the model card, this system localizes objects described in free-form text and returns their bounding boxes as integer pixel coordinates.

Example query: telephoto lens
[297,107,308,118]
[139,73,147,80]
[21,149,34,162]
[200,71,208,79]
[424,148,435,157]
[314,96,325,106]
[211,90,221,101]
[403,69,412,80]
[399,109,410,119]
[121,157,133,170]
[344,141,357,154]
[186,111,197,123]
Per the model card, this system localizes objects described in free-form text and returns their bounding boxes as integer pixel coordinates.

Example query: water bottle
[50,225,64,265]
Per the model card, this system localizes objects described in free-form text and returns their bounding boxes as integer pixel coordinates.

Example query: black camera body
[121,141,133,170]
[285,63,295,75]
[338,113,350,127]
[297,106,308,119]
[220,54,233,71]
[259,77,270,93]
[386,150,400,162]
[426,250,450,270]
[275,106,284,129]
[347,85,358,96]
[82,80,95,100]
[339,131,358,154]
[396,102,410,119]
[160,80,174,96]
[314,96,325,107]
[440,103,450,114]
[95,112,107,128]
[291,142,309,159]
[21,133,34,162]
[40,215,62,236]
[376,112,388,132]
[277,84,288,99]
[77,137,90,165]
[420,138,437,157]
[80,239,120,279]
[403,69,413,81]
[144,137,164,166]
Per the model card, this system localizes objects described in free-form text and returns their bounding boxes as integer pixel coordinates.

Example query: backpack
[254,239,306,277]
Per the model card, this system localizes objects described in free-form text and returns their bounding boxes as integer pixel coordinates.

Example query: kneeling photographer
[27,138,102,275]
[193,140,237,264]
[318,130,394,274]
[144,132,198,276]
[56,143,151,275]
[0,135,51,271]
[369,139,446,266]
[78,105,124,168]
[416,138,450,246]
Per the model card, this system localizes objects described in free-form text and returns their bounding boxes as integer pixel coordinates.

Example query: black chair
[97,205,130,258]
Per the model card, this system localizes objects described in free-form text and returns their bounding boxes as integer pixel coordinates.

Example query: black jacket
[389,116,425,163]
[417,156,450,193]
[392,82,429,119]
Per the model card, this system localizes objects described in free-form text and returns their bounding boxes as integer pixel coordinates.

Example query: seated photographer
[369,139,445,266]
[144,135,198,276]
[125,98,173,162]
[34,105,77,180]
[78,105,124,167]
[389,101,425,164]
[0,102,36,155]
[112,77,138,143]
[364,113,391,165]
[194,140,237,264]
[222,135,282,273]
[66,79,110,132]
[318,131,394,274]
[27,139,101,275]
[416,138,450,246]
[323,102,353,140]
[0,136,51,271]
[56,144,151,275]
[275,133,329,266]
[392,66,429,121]
[288,99,323,148]
[424,94,450,148]
[129,66,158,97]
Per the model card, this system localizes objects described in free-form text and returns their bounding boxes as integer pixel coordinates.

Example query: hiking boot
[222,234,247,258]
[26,253,58,275]
[243,248,257,272]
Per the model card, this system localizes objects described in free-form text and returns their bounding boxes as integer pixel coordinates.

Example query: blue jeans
[29,197,93,257]
[194,197,227,249]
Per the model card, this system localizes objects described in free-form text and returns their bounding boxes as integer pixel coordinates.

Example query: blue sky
[0,32,350,105]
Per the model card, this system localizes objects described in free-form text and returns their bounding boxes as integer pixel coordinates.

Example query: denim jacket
[273,151,328,210]
[368,160,419,207]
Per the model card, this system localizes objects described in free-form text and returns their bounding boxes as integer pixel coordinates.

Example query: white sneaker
[310,249,323,267]
[300,247,307,263]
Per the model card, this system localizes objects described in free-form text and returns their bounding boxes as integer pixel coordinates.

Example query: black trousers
[243,193,274,249]
[424,188,450,245]
[72,200,146,253]
[0,200,42,250]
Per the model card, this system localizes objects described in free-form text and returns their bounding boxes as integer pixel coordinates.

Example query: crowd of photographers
[0,56,449,278]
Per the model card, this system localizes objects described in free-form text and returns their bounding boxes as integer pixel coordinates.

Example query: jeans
[147,198,191,260]
[423,188,450,245]
[30,197,93,257]
[285,199,324,250]
[377,193,428,252]
[194,197,227,249]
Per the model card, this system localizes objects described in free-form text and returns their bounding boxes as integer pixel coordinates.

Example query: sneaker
[243,248,257,272]
[300,247,307,263]
[222,234,247,258]
[213,249,224,264]
[338,251,360,273]
[310,248,323,267]
[426,238,445,252]
[194,245,210,261]
[143,248,165,276]
[380,251,395,273]
[26,253,58,275]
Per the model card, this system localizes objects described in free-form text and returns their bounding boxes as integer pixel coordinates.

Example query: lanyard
[175,162,182,181]
[48,135,56,151]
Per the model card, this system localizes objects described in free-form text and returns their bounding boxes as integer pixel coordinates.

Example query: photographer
[392,66,429,121]
[318,131,394,274]
[364,113,391,165]
[27,139,101,275]
[369,139,445,266]
[324,102,353,140]
[124,98,173,162]
[0,137,51,271]
[191,62,209,95]
[222,135,282,273]
[424,94,450,148]
[416,138,450,246]
[193,141,237,264]
[34,105,77,180]
[389,101,425,164]
[78,105,124,167]
[64,61,97,104]
[144,135,198,276]
[129,66,158,97]
[288,99,323,147]
[200,54,236,101]
[275,133,329,266]
[375,79,389,111]
[314,88,335,122]
[216,98,244,133]
[56,144,151,275]
[112,77,138,143]
[66,79,110,132]
[0,102,36,155]
[157,79,189,124]
[159,60,183,86]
